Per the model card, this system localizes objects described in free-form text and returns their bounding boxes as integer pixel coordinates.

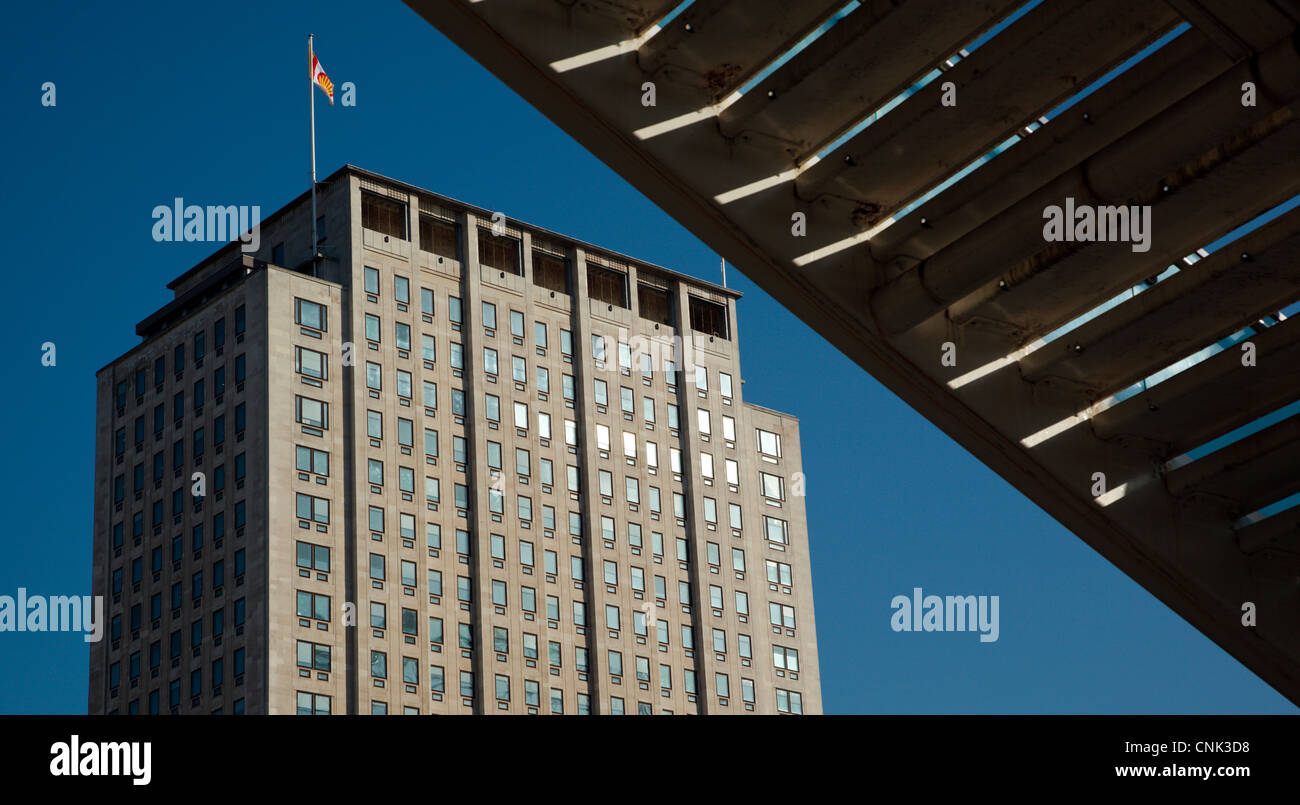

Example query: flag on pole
[310,44,334,105]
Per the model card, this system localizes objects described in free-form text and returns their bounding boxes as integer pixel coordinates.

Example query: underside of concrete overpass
[403,0,1300,704]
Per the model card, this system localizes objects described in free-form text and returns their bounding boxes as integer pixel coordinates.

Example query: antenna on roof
[720,256,727,289]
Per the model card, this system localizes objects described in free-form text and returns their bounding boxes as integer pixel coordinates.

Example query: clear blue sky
[0,0,1292,714]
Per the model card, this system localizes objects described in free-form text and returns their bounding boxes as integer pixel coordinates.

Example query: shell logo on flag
[311,49,333,104]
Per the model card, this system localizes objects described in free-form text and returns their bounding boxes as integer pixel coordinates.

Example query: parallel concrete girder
[404,0,1300,704]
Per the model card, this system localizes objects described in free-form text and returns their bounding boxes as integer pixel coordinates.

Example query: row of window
[291,298,783,514]
[110,497,247,559]
[353,526,794,603]
[110,648,244,714]
[360,193,729,334]
[294,650,804,714]
[112,305,246,413]
[112,441,245,507]
[116,679,246,715]
[112,359,245,454]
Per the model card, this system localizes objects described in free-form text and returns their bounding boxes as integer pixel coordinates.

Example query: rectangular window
[637,283,673,325]
[295,591,331,621]
[361,191,407,239]
[419,215,458,259]
[764,515,789,544]
[479,230,521,275]
[587,264,627,308]
[296,541,330,573]
[295,494,329,524]
[689,297,729,339]
[295,299,326,331]
[769,602,797,629]
[767,560,794,586]
[295,445,329,475]
[760,472,785,501]
[773,645,800,672]
[297,640,331,672]
[533,251,569,294]
[757,428,782,457]
[295,346,326,380]
[296,396,327,429]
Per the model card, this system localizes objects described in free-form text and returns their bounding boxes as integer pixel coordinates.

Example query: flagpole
[309,33,318,274]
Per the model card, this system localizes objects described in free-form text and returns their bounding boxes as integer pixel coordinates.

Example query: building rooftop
[166,164,742,301]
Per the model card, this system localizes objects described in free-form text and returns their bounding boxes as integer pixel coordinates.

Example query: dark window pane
[587,264,627,308]
[361,192,408,239]
[478,230,520,276]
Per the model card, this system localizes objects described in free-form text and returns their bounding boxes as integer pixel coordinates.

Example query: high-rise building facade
[90,165,820,715]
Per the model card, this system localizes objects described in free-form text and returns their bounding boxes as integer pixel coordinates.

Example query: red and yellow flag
[310,44,333,105]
